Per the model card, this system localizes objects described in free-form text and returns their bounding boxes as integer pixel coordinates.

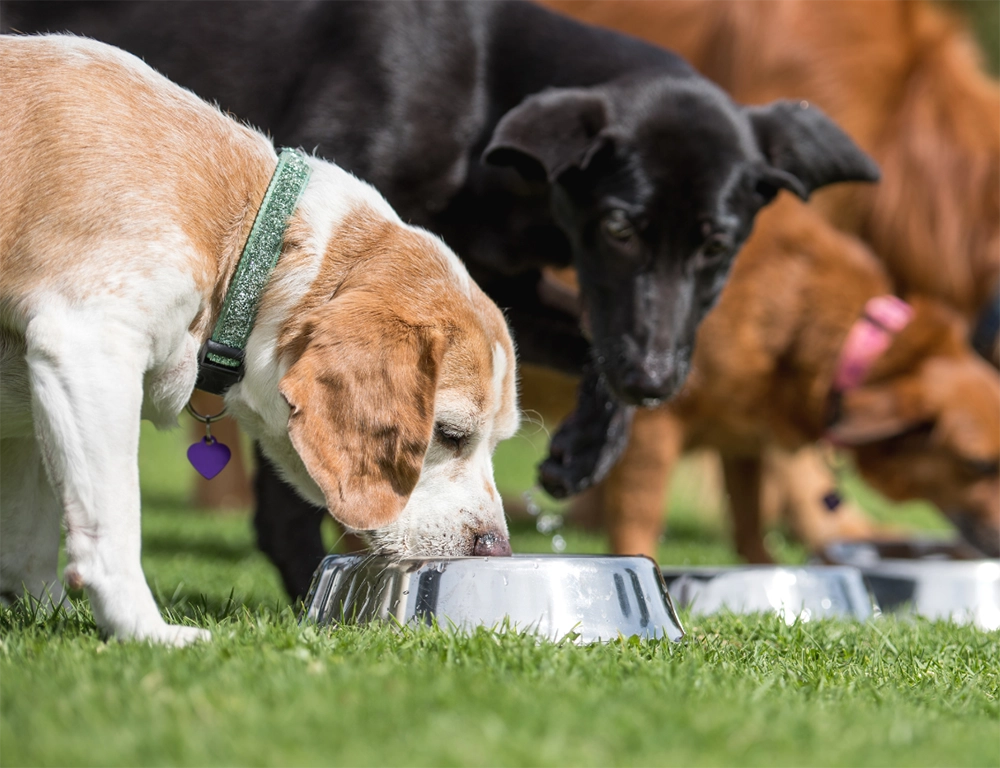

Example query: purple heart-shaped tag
[187,437,231,480]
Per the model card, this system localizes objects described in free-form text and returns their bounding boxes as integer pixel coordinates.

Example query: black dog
[3,1,878,599]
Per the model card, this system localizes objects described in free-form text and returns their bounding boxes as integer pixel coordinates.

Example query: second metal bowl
[303,554,685,643]
[659,565,879,623]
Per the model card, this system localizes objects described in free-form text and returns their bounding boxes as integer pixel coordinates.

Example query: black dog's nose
[473,532,512,557]
[618,371,673,406]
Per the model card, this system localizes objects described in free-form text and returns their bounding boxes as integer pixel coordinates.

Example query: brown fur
[0,37,272,336]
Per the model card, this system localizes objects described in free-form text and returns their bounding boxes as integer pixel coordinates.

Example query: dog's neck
[807,297,963,439]
[221,159,403,436]
[190,147,278,344]
[195,149,312,394]
[832,296,914,392]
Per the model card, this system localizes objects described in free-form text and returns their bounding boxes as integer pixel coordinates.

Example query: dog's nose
[473,531,512,557]
[617,371,673,406]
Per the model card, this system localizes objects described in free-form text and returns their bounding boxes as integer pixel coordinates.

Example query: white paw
[165,625,211,647]
[130,623,211,647]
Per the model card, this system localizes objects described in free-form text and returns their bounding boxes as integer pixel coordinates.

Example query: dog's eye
[601,209,635,242]
[435,423,469,452]
[696,234,732,268]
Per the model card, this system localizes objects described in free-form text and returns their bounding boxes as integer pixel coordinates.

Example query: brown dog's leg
[603,407,684,558]
[722,453,773,564]
[188,390,253,510]
[763,445,889,548]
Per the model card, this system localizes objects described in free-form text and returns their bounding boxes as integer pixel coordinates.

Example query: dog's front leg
[538,363,635,498]
[722,454,773,564]
[26,314,208,646]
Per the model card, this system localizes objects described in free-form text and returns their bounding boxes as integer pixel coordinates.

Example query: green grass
[2,423,998,767]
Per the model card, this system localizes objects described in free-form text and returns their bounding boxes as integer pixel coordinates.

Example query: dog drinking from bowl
[0,35,519,645]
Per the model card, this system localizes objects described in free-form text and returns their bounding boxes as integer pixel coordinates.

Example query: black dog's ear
[748,100,880,199]
[483,89,611,183]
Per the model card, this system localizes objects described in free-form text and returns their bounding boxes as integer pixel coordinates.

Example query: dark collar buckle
[195,339,246,396]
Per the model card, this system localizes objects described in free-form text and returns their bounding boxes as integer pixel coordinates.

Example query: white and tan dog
[0,35,519,645]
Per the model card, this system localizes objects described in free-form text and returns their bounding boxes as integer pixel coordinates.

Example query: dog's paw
[538,369,635,498]
[538,417,631,497]
[161,625,211,647]
[538,448,590,498]
[131,623,211,648]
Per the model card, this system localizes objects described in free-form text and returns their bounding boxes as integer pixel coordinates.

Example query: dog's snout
[473,531,512,557]
[617,370,674,406]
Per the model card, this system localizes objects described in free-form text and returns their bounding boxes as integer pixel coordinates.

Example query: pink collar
[833,295,914,391]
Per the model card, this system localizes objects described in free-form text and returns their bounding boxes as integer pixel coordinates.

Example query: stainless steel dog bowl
[816,540,1000,630]
[303,554,684,643]
[816,538,987,564]
[659,566,878,623]
[861,560,1000,630]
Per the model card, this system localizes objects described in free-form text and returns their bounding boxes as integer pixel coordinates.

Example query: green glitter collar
[195,148,312,395]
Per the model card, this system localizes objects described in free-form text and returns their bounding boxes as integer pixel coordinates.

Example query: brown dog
[535,0,999,557]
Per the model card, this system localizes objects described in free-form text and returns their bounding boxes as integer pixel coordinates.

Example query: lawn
[1,423,997,767]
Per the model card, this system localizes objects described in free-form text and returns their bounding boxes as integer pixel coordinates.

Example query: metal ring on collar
[185,400,228,424]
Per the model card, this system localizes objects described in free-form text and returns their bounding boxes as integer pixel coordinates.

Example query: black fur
[2,1,879,599]
[538,364,635,499]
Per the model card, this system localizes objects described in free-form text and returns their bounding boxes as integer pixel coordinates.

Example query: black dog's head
[484,75,879,405]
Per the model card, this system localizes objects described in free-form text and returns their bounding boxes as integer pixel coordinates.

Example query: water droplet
[402,590,409,595]
[502,575,509,586]
[536,513,563,534]
[551,534,566,553]
[522,489,542,517]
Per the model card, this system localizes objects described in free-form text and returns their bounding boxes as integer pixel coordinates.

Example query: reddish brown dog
[531,0,1000,558]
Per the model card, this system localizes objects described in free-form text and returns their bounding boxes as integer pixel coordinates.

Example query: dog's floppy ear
[748,100,880,199]
[279,300,444,531]
[827,379,929,446]
[482,88,611,183]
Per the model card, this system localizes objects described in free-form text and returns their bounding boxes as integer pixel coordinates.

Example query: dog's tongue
[187,437,232,480]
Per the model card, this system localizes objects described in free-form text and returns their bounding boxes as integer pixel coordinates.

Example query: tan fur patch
[0,36,273,335]
[275,204,516,530]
